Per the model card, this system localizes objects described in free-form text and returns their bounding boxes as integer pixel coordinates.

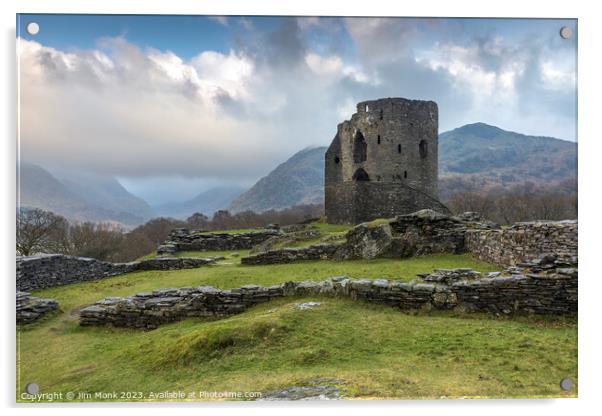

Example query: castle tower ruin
[325,97,449,224]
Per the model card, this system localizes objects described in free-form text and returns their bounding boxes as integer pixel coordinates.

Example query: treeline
[439,176,577,201]
[17,186,577,262]
[446,183,577,225]
[16,204,324,262]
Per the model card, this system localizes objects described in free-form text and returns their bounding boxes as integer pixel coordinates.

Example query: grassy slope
[17,253,577,401]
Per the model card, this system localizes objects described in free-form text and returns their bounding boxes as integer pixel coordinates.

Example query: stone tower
[325,97,449,224]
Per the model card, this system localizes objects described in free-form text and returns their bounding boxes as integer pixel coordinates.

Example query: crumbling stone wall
[241,244,340,265]
[79,264,577,329]
[238,211,577,269]
[16,254,220,291]
[465,220,578,267]
[134,256,221,271]
[325,98,449,224]
[17,292,58,324]
[241,210,496,264]
[157,228,280,255]
[17,254,135,291]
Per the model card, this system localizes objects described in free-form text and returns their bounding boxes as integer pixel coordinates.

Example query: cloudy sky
[17,15,577,205]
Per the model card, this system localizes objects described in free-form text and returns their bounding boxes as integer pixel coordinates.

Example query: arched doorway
[352,168,370,182]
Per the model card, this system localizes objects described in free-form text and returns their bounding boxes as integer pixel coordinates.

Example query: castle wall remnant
[465,220,578,267]
[80,265,577,329]
[16,254,220,291]
[239,211,577,270]
[157,228,281,255]
[241,243,340,265]
[325,98,449,224]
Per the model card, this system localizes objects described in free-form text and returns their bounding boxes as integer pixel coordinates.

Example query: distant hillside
[438,123,577,198]
[58,172,156,221]
[18,163,154,226]
[155,186,246,219]
[19,124,577,222]
[226,124,577,212]
[228,147,326,213]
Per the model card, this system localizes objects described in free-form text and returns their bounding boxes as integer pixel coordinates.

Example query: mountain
[228,147,326,213]
[155,186,246,219]
[225,124,577,212]
[58,172,156,221]
[18,163,154,226]
[437,123,577,198]
[19,124,577,222]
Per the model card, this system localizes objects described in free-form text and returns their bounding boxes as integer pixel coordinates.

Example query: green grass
[136,221,351,262]
[27,254,497,312]
[366,218,391,228]
[309,222,353,234]
[174,250,250,264]
[16,252,577,401]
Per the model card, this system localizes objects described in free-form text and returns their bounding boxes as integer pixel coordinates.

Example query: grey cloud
[18,16,577,200]
[344,17,420,65]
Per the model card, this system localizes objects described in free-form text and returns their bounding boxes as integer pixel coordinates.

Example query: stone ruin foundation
[80,256,577,330]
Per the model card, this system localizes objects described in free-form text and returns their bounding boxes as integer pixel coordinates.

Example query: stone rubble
[259,378,347,401]
[17,292,58,324]
[294,301,322,310]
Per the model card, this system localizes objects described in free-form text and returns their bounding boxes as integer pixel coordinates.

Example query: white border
[2,1,601,415]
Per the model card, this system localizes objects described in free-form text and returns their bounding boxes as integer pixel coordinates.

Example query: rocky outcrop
[241,244,340,265]
[79,261,577,329]
[16,254,220,291]
[17,292,58,324]
[334,222,393,260]
[259,378,347,401]
[465,220,577,267]
[330,209,497,260]
[157,228,280,255]
[242,209,487,264]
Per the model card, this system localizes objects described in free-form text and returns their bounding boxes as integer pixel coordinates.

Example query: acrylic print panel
[16,14,577,402]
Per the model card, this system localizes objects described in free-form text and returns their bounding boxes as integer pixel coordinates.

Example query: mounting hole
[560,378,573,391]
[25,383,39,394]
[26,22,40,35]
[559,26,572,39]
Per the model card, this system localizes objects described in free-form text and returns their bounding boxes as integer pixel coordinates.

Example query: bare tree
[16,208,69,255]
[16,204,326,262]
[447,192,495,216]
[447,187,577,225]
[186,212,210,229]
[67,222,124,261]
